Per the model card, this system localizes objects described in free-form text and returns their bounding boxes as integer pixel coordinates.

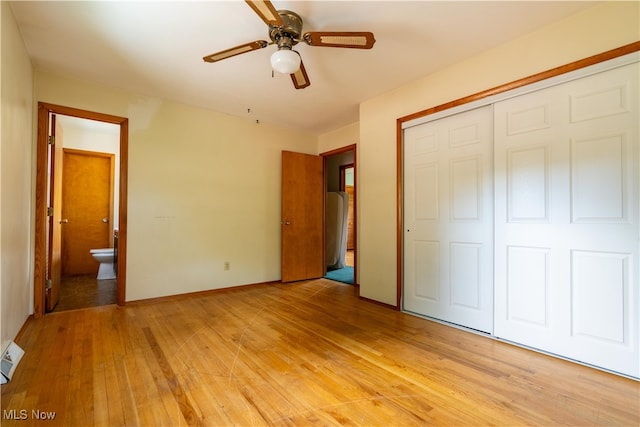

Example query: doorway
[52,123,119,312]
[322,145,357,285]
[34,102,128,317]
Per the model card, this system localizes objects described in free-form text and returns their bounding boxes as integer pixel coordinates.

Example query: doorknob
[282,220,291,225]
[102,218,109,223]
[60,219,69,224]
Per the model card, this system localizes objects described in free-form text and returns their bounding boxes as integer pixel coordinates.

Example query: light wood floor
[2,279,638,426]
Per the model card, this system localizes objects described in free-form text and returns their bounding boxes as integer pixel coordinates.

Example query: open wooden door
[281,151,324,282]
[46,115,63,312]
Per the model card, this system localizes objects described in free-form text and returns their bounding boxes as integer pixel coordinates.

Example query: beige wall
[358,1,640,305]
[318,122,358,154]
[35,72,317,301]
[1,2,34,350]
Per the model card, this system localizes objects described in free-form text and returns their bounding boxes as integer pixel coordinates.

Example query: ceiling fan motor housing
[269,10,303,47]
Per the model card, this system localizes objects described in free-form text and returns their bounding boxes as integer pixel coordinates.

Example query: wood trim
[396,119,404,310]
[38,102,128,125]
[118,119,129,306]
[320,144,357,158]
[12,315,34,344]
[109,155,116,247]
[34,102,129,316]
[358,295,398,311]
[398,41,640,124]
[320,144,358,287]
[395,42,640,313]
[34,105,49,317]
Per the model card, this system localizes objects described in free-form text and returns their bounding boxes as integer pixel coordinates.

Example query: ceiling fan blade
[291,60,310,90]
[303,32,376,49]
[203,40,268,63]
[245,0,284,27]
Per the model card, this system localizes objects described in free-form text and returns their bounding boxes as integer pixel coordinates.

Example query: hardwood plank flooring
[52,274,116,313]
[2,279,638,426]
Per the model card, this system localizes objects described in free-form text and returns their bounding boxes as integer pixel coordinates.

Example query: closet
[402,53,639,378]
[403,106,494,334]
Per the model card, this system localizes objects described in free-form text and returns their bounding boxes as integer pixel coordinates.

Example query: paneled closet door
[403,106,494,333]
[494,63,639,378]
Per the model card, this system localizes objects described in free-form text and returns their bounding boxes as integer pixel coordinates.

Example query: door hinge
[48,136,55,145]
[47,207,54,217]
[45,279,52,290]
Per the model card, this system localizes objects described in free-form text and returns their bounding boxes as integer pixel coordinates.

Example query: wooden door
[494,62,639,378]
[403,105,494,333]
[61,150,113,276]
[281,151,324,282]
[46,115,63,312]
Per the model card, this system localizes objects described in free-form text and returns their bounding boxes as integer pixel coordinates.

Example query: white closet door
[403,106,494,333]
[494,63,639,378]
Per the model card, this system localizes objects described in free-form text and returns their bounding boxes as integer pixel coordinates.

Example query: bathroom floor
[51,274,117,313]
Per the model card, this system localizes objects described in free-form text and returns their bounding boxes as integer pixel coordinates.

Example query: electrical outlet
[224,261,230,271]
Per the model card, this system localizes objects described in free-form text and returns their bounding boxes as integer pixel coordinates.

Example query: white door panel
[404,105,494,333]
[494,63,639,378]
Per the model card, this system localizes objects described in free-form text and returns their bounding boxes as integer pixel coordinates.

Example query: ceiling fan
[203,0,376,89]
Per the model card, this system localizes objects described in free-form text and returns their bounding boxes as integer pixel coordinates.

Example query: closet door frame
[397,45,640,376]
[397,42,639,310]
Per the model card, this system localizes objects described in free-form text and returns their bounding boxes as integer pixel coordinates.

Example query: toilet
[89,248,116,280]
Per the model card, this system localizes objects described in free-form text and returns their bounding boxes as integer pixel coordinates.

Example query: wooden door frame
[34,102,129,317]
[339,164,355,191]
[395,42,640,311]
[320,144,357,286]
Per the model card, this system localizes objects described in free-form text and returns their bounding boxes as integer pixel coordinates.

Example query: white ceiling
[10,1,597,135]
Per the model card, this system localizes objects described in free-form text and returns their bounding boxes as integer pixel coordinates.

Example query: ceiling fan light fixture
[203,1,377,89]
[270,48,301,74]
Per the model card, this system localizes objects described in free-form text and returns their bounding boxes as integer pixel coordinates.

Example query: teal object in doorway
[325,266,354,285]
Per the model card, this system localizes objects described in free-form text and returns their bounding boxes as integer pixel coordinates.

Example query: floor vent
[1,341,25,384]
